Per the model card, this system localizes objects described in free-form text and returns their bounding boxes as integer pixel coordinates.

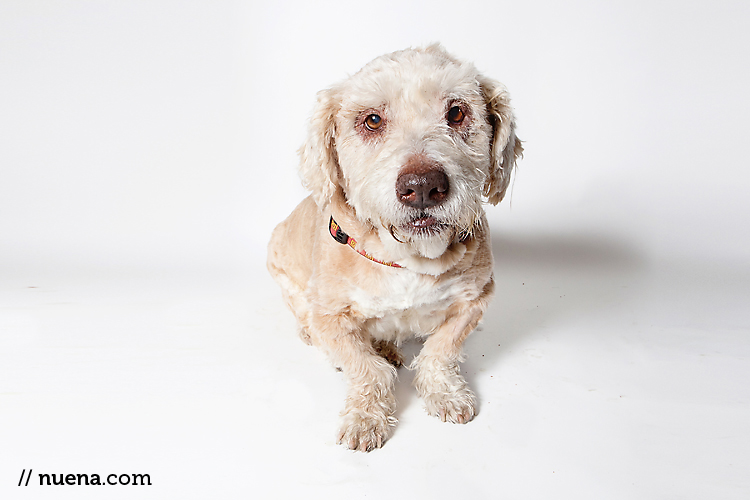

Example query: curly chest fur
[348,270,469,341]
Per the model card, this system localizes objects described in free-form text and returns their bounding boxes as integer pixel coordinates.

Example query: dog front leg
[412,288,492,424]
[311,312,398,452]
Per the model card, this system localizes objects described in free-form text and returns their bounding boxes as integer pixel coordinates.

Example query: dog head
[299,45,522,259]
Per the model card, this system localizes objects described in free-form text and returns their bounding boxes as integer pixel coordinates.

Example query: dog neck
[329,216,402,268]
[327,191,477,276]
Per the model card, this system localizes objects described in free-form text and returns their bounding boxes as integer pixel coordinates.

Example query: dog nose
[396,163,449,209]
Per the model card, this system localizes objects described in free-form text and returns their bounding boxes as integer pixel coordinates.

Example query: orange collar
[329,217,402,268]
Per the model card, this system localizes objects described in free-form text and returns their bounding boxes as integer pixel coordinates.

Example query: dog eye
[364,114,383,131]
[447,106,465,125]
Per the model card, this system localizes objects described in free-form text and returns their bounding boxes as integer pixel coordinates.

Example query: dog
[267,44,522,451]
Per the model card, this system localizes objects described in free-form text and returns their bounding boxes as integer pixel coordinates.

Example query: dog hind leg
[372,339,404,368]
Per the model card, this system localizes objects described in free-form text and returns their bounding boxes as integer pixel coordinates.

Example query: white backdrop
[2,0,748,269]
[1,1,749,498]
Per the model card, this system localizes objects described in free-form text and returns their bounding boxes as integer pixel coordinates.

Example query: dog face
[299,45,522,259]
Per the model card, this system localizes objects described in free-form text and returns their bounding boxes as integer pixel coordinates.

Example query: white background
[1,1,748,498]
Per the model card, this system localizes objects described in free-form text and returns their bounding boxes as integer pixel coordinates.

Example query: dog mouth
[401,213,446,236]
[410,215,437,228]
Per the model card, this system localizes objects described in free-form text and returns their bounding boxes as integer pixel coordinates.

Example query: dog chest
[348,270,461,319]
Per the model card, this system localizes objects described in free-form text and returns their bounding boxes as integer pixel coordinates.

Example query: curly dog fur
[268,44,522,451]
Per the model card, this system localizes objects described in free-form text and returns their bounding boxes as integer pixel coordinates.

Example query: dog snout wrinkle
[396,161,449,209]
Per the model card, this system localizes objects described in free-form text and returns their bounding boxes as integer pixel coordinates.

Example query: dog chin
[410,235,453,259]
[400,219,454,259]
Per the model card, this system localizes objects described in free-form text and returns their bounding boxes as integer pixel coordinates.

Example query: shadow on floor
[491,231,646,273]
[462,230,649,392]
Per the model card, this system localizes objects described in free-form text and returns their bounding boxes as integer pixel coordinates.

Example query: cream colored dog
[267,45,522,451]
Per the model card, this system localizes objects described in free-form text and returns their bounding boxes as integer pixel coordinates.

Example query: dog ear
[479,76,523,205]
[298,86,341,208]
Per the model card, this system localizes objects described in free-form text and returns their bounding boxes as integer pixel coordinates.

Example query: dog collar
[329,216,402,268]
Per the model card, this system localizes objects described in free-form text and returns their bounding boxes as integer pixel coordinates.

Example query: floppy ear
[479,76,523,205]
[298,86,341,208]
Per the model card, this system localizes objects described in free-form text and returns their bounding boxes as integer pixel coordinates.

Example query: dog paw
[298,327,313,345]
[336,410,396,452]
[423,388,477,424]
[372,340,403,367]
